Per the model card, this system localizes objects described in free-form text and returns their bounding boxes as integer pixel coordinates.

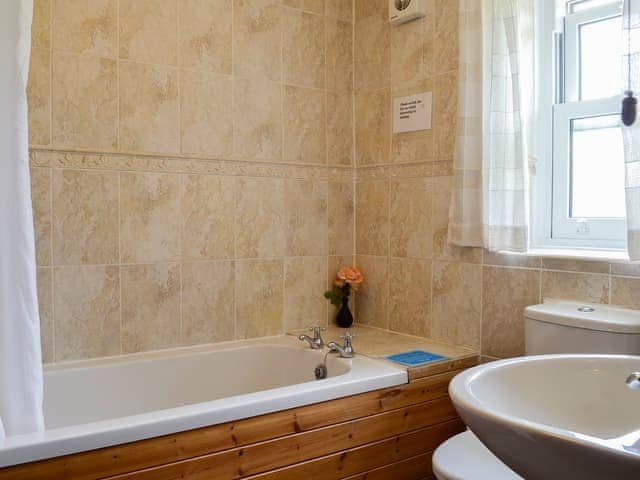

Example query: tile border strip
[30,149,354,183]
[355,161,453,181]
[30,150,452,181]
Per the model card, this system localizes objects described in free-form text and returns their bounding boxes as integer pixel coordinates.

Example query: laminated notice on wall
[393,92,432,133]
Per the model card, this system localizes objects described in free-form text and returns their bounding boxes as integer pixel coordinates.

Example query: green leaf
[324,286,346,307]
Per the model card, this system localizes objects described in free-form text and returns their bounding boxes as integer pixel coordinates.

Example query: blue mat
[386,350,446,366]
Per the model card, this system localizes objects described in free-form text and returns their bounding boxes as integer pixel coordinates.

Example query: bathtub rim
[0,335,407,468]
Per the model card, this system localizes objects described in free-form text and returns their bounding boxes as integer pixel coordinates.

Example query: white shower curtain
[622,0,640,261]
[0,0,45,437]
[448,0,533,252]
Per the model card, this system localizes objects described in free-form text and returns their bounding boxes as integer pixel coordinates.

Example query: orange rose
[337,266,364,289]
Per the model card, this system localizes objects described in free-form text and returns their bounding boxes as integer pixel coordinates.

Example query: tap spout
[298,334,322,349]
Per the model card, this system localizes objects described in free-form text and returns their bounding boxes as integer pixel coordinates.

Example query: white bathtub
[0,336,407,467]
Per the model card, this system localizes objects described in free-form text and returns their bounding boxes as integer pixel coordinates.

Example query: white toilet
[432,300,640,480]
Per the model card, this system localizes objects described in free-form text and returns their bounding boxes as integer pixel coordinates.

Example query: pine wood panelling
[105,396,458,480]
[342,452,435,480]
[244,419,464,480]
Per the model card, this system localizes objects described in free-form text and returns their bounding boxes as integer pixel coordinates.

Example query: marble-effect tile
[283,9,325,88]
[355,255,389,329]
[179,0,232,74]
[181,175,235,260]
[388,257,431,337]
[181,261,235,344]
[54,265,120,360]
[284,257,327,330]
[119,62,179,153]
[431,261,481,349]
[236,259,284,338]
[120,173,180,263]
[356,180,389,256]
[482,266,540,358]
[119,0,178,65]
[53,0,117,57]
[121,263,181,353]
[52,170,118,265]
[235,177,285,258]
[284,86,326,165]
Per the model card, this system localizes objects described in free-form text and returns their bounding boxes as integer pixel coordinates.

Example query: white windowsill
[524,247,632,262]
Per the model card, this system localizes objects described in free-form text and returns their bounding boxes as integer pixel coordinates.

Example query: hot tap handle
[339,331,354,347]
[309,326,326,338]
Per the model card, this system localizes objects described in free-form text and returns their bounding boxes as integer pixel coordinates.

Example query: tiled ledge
[30,148,354,183]
[287,324,478,381]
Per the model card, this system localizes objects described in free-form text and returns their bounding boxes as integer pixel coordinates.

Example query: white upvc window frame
[531,0,627,251]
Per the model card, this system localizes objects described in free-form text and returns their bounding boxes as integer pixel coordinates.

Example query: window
[532,0,627,250]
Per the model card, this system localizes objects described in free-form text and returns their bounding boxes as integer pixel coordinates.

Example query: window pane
[570,115,626,218]
[569,0,620,13]
[579,15,622,100]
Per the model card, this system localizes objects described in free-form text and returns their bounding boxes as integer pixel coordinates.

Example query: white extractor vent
[389,0,426,26]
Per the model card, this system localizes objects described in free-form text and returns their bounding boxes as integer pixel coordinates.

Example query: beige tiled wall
[353,0,640,359]
[29,0,640,364]
[353,0,466,346]
[28,0,355,363]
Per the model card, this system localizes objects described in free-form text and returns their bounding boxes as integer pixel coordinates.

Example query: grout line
[279,3,325,16]
[230,0,236,161]
[46,255,351,268]
[280,5,286,166]
[479,256,484,355]
[179,262,183,341]
[48,0,53,147]
[429,181,434,339]
[539,265,544,302]
[539,268,613,277]
[483,263,543,272]
[116,0,120,151]
[48,167,55,361]
[232,176,238,340]
[176,0,182,156]
[385,177,391,332]
[174,1,186,345]
[323,7,329,166]
[117,172,123,354]
[178,174,184,341]
[350,0,358,324]
[282,256,287,334]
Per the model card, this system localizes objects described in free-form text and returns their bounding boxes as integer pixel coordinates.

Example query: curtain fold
[449,0,533,253]
[448,0,484,247]
[0,0,44,437]
[622,0,640,261]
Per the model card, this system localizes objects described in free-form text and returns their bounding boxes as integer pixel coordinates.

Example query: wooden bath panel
[0,364,474,480]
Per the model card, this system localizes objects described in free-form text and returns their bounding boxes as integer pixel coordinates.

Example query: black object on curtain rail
[622,90,637,126]
[623,0,637,126]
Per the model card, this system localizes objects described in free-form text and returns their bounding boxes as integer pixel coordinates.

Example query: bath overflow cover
[578,306,595,313]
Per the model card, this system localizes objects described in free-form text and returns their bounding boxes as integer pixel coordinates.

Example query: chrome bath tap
[298,326,326,349]
[328,332,354,358]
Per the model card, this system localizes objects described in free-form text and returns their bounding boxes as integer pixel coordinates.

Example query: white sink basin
[450,355,640,480]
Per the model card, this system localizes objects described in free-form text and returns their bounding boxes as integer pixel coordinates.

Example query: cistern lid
[525,300,640,334]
